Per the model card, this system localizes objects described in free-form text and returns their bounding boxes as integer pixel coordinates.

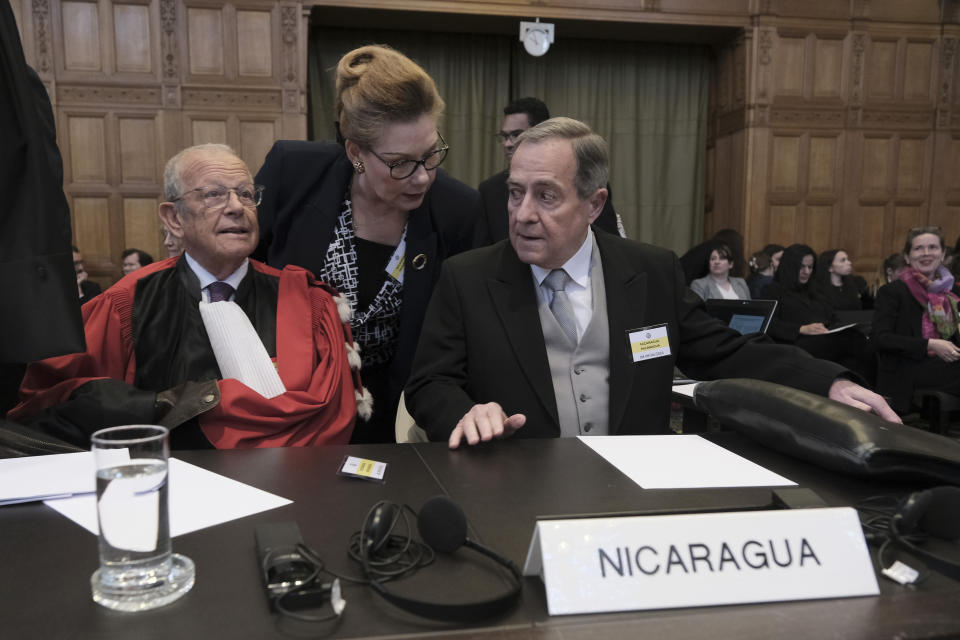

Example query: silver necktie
[543,269,578,345]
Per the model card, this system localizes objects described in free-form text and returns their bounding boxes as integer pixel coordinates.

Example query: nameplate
[522,507,879,616]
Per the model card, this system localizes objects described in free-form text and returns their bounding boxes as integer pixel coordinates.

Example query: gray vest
[537,239,611,437]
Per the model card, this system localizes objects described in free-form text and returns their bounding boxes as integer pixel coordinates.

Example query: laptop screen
[704,299,778,335]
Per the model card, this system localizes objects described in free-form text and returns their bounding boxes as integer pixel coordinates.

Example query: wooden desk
[1,436,958,639]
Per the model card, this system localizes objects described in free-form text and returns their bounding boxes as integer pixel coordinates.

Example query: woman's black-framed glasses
[368,132,449,180]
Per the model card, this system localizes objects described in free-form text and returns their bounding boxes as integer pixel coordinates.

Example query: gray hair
[162,143,239,203]
[514,117,609,200]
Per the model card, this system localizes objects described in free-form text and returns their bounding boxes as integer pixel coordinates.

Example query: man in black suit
[406,118,899,448]
[476,98,620,244]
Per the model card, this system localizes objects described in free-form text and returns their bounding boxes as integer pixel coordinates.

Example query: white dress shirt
[184,252,248,302]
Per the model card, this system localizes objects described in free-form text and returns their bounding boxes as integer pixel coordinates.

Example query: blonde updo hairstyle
[336,45,445,149]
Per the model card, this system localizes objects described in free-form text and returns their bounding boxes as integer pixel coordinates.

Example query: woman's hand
[928,338,960,362]
[799,323,829,335]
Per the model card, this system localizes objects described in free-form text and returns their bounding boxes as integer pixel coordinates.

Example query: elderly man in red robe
[11,144,368,449]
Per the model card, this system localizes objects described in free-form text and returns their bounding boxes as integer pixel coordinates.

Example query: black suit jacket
[872,279,960,410]
[405,230,846,440]
[476,169,620,245]
[253,140,481,420]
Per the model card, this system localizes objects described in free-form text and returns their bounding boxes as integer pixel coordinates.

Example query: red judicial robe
[10,257,359,448]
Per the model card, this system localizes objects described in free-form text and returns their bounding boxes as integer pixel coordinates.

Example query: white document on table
[0,451,125,505]
[579,434,795,489]
[43,457,292,536]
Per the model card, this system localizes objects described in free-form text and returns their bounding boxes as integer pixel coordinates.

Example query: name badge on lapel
[628,324,671,363]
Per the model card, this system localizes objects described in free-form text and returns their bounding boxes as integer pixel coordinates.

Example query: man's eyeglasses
[171,184,264,208]
[368,132,449,180]
[496,129,526,143]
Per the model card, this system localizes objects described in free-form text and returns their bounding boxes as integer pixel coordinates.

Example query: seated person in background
[746,243,783,298]
[254,45,480,444]
[813,249,871,310]
[873,226,960,413]
[120,248,153,275]
[476,97,622,244]
[73,246,101,304]
[405,117,898,449]
[871,252,906,298]
[761,244,875,383]
[690,242,750,301]
[680,228,746,285]
[162,224,183,257]
[10,144,361,449]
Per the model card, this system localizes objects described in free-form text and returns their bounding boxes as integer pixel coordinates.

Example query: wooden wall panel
[67,116,109,182]
[72,197,113,259]
[237,10,272,77]
[113,4,153,73]
[807,136,837,193]
[190,117,229,144]
[187,7,225,75]
[774,36,805,97]
[770,135,800,192]
[903,41,934,101]
[239,119,278,171]
[62,1,103,72]
[118,116,159,183]
[860,137,892,196]
[123,197,163,261]
[896,136,928,195]
[812,38,843,99]
[852,206,886,264]
[805,205,832,250]
[867,40,897,100]
[766,205,797,247]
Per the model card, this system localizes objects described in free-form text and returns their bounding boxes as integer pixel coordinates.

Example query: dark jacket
[873,279,960,410]
[406,230,846,441]
[253,140,481,426]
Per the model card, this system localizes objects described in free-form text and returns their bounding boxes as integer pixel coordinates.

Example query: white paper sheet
[671,382,698,399]
[578,434,795,489]
[44,457,292,536]
[0,450,126,505]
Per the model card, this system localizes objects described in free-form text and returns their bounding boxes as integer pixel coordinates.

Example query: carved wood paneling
[774,35,805,97]
[122,197,164,262]
[807,135,838,192]
[904,40,935,100]
[237,10,273,76]
[812,37,843,98]
[867,40,898,100]
[118,116,160,183]
[187,7,225,75]
[72,196,113,259]
[62,1,103,72]
[239,119,279,170]
[114,4,154,73]
[770,134,800,192]
[190,117,229,144]
[67,115,109,182]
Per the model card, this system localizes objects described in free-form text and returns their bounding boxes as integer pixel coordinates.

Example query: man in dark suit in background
[406,117,899,449]
[476,98,620,244]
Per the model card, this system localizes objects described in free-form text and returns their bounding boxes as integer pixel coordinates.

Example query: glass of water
[90,425,195,611]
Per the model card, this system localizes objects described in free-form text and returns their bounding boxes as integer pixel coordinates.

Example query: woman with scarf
[873,227,960,413]
[761,244,875,383]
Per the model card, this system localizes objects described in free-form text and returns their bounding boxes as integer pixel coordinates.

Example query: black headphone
[889,486,960,581]
[360,495,522,622]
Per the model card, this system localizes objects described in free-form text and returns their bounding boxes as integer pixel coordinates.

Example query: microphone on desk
[359,495,522,622]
